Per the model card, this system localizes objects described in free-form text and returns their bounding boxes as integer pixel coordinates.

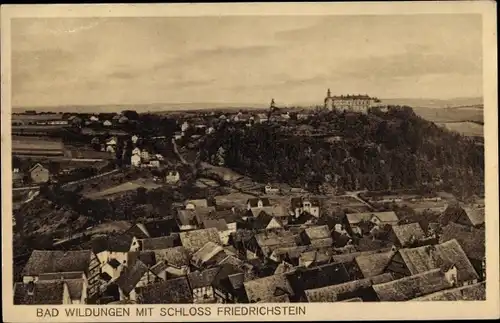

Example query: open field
[84,178,162,199]
[413,106,483,124]
[437,122,484,137]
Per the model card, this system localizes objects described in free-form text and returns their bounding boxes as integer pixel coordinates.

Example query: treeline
[200,106,484,199]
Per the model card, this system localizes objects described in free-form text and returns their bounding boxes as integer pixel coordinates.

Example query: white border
[1,2,499,322]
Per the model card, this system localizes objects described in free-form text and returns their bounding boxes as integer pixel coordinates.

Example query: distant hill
[379,97,483,109]
[12,97,483,113]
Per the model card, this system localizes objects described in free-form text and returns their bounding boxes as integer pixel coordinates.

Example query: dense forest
[200,106,484,199]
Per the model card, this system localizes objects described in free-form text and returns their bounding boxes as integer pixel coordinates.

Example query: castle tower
[270,98,276,109]
[324,88,333,110]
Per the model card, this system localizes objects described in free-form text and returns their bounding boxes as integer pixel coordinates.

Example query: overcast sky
[12,14,482,107]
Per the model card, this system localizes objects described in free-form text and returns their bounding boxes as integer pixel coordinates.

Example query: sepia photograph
[1,2,498,322]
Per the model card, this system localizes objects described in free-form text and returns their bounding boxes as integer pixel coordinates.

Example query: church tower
[324,88,333,110]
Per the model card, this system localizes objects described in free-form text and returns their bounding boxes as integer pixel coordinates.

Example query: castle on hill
[324,89,379,113]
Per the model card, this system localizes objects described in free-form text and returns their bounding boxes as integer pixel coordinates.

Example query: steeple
[327,88,331,98]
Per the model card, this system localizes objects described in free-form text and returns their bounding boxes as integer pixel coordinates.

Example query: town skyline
[12,14,482,108]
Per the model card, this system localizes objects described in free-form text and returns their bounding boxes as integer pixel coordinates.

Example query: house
[36,272,88,304]
[291,197,320,218]
[305,273,394,302]
[132,147,141,155]
[388,222,427,247]
[203,210,238,245]
[148,158,160,168]
[180,228,222,253]
[106,136,117,146]
[140,150,150,162]
[246,198,271,210]
[345,211,399,236]
[181,121,190,132]
[191,241,226,269]
[176,209,201,231]
[90,115,99,122]
[298,249,333,268]
[285,262,351,301]
[243,273,295,303]
[115,259,159,302]
[186,199,212,210]
[242,212,284,231]
[301,225,333,247]
[211,263,248,303]
[133,234,179,251]
[410,281,486,301]
[269,245,311,265]
[136,276,193,304]
[131,135,139,144]
[354,249,397,278]
[456,207,485,228]
[131,154,141,167]
[14,281,72,305]
[155,154,165,161]
[21,250,101,299]
[187,267,220,303]
[439,222,485,280]
[126,219,179,239]
[166,170,181,184]
[372,268,454,301]
[68,115,83,126]
[246,230,298,259]
[385,239,479,286]
[206,127,215,135]
[264,184,281,194]
[153,247,191,278]
[103,120,112,127]
[91,235,134,266]
[118,115,129,124]
[29,163,49,184]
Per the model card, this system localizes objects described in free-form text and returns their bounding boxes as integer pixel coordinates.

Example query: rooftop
[137,277,193,304]
[180,228,222,253]
[244,273,295,303]
[23,250,92,276]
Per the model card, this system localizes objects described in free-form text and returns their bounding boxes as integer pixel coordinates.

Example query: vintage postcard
[1,2,499,322]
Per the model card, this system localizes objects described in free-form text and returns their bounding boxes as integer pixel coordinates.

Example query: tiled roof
[274,262,296,275]
[287,263,351,293]
[23,250,92,276]
[14,281,65,305]
[115,260,149,294]
[346,212,399,225]
[398,239,479,282]
[154,247,191,268]
[187,268,220,289]
[354,250,396,278]
[180,228,223,253]
[372,268,453,301]
[144,218,179,237]
[137,277,193,304]
[305,273,394,302]
[310,238,334,248]
[191,241,225,267]
[410,282,486,301]
[462,207,485,227]
[391,223,426,247]
[186,199,209,208]
[257,294,290,303]
[271,245,311,261]
[299,250,333,267]
[439,222,485,261]
[207,209,238,223]
[305,225,331,240]
[65,278,84,300]
[203,219,229,231]
[330,248,392,265]
[91,235,133,254]
[177,209,199,226]
[255,230,297,249]
[127,251,157,267]
[139,235,178,250]
[244,274,295,303]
